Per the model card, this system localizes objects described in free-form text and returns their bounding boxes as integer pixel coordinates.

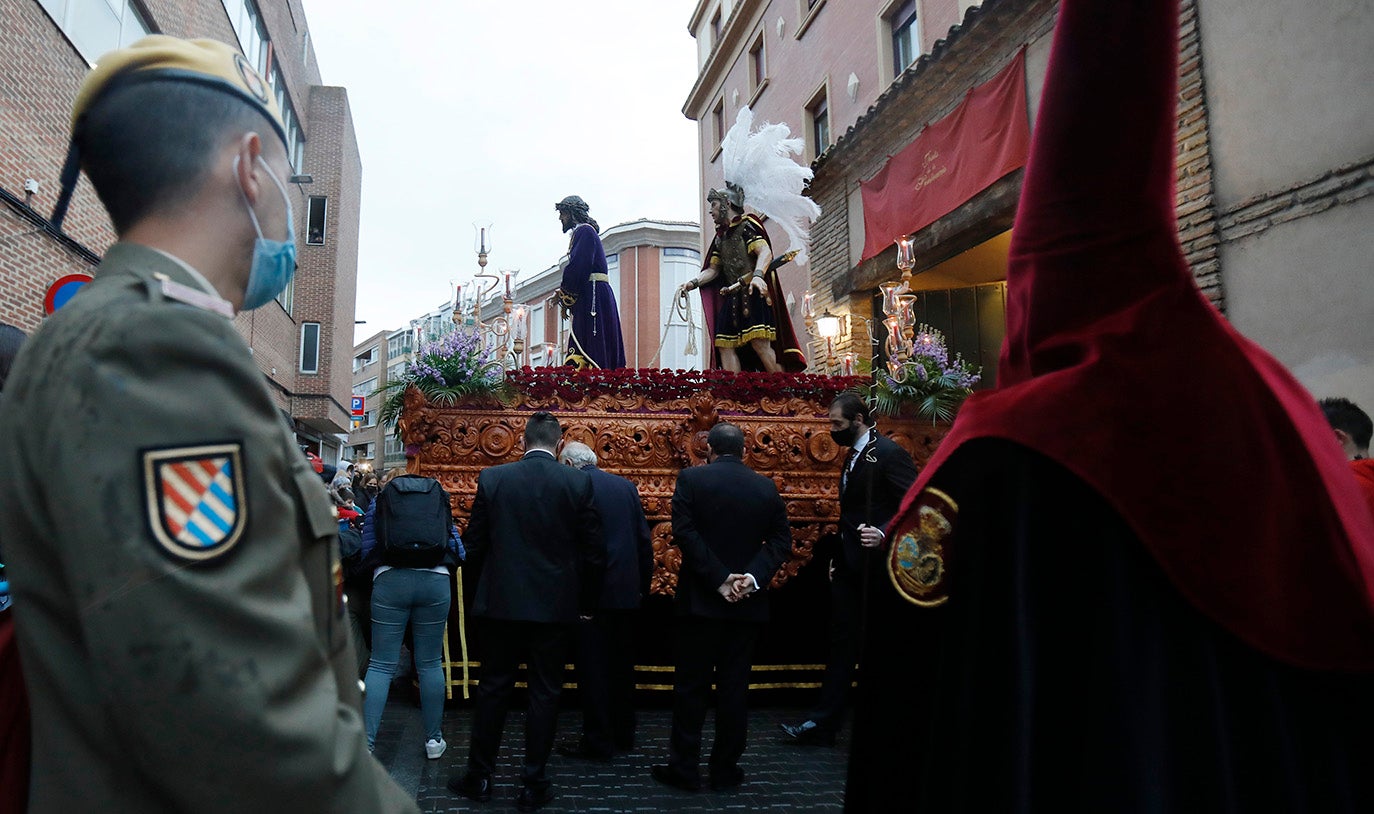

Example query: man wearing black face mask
[781,393,917,747]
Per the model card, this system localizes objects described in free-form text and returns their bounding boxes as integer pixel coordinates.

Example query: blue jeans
[363,568,451,747]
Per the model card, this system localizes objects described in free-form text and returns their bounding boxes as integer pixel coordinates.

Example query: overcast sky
[300,1,702,346]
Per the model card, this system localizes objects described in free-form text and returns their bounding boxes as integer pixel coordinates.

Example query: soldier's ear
[231,133,257,187]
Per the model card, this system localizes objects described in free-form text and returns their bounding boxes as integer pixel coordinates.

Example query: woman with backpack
[360,467,465,759]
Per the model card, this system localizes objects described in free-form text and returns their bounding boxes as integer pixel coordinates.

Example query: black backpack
[374,475,451,568]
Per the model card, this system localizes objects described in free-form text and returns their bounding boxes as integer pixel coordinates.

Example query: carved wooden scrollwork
[404,381,950,595]
[650,521,680,596]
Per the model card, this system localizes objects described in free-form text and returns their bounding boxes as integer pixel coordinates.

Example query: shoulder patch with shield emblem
[887,487,958,607]
[143,443,247,562]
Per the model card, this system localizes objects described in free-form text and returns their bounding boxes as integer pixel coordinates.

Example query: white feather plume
[721,106,822,266]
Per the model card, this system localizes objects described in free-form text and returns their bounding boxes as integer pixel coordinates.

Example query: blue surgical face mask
[236,155,297,311]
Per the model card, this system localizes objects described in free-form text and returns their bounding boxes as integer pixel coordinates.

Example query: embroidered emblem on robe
[887,487,957,607]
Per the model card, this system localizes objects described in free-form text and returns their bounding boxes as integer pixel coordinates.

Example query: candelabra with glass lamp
[802,233,920,377]
[879,234,924,375]
[444,223,530,368]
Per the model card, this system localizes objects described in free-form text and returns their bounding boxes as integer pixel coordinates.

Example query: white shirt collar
[851,426,874,457]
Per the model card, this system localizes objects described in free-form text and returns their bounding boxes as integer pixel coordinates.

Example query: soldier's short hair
[79,81,281,234]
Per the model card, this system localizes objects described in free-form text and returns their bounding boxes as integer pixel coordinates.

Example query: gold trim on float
[456,567,471,699]
[445,661,829,692]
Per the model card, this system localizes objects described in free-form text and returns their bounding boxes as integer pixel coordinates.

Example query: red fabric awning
[860,50,1030,261]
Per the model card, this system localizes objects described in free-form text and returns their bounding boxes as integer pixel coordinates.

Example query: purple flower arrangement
[377,328,513,430]
[873,325,981,422]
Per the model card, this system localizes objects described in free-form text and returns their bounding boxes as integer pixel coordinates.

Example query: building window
[797,0,828,40]
[659,251,708,371]
[748,34,766,94]
[220,0,308,172]
[713,99,726,153]
[529,304,544,347]
[306,196,327,245]
[353,377,377,397]
[386,361,406,383]
[890,0,920,77]
[39,0,151,65]
[421,313,454,342]
[360,410,376,429]
[276,277,293,315]
[353,346,378,373]
[807,87,830,159]
[710,7,722,46]
[387,334,411,360]
[384,433,404,459]
[299,322,320,374]
[351,442,375,461]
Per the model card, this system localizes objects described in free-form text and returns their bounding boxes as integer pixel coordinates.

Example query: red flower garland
[507,367,868,409]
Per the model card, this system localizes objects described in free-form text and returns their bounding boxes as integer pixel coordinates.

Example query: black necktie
[841,447,860,492]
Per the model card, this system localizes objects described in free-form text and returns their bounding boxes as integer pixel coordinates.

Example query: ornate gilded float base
[401,382,947,593]
[399,372,949,696]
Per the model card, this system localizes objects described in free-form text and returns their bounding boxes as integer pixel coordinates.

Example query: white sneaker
[425,737,447,760]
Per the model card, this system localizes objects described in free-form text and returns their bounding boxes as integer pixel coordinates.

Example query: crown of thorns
[555,195,590,213]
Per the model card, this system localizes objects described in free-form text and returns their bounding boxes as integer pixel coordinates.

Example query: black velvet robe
[846,439,1373,812]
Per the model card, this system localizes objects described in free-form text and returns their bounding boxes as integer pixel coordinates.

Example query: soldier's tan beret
[73,35,287,149]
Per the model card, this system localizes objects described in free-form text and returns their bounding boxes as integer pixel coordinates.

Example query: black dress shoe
[780,720,837,746]
[650,764,702,792]
[709,766,746,791]
[516,785,556,812]
[556,739,613,762]
[447,772,492,802]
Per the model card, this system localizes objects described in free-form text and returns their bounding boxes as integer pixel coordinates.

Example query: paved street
[373,696,848,812]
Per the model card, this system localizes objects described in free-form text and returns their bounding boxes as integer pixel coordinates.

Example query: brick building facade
[683,0,986,356]
[802,0,1103,386]
[685,0,1372,408]
[0,0,363,457]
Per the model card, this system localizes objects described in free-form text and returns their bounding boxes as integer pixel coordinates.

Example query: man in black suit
[651,423,793,793]
[782,393,917,746]
[555,441,653,761]
[448,412,605,813]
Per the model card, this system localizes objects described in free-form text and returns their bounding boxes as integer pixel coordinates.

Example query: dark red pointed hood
[896,0,1374,669]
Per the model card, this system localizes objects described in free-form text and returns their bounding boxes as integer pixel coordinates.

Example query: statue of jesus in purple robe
[551,195,626,370]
